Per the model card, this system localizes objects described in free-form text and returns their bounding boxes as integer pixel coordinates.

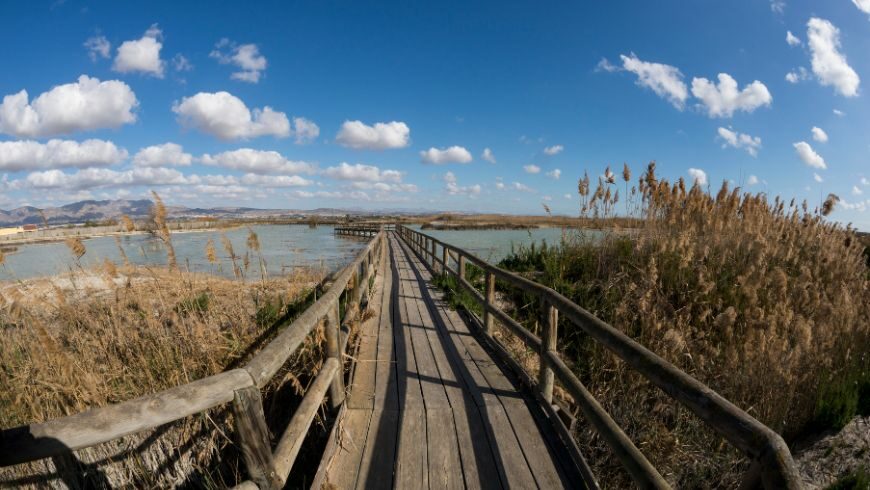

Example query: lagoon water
[0,225,592,282]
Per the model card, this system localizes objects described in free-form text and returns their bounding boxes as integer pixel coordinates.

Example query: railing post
[232,385,281,489]
[458,254,466,281]
[539,301,558,404]
[442,245,449,276]
[483,272,496,335]
[325,302,345,410]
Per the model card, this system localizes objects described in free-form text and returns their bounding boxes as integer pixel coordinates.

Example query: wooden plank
[354,409,399,490]
[394,406,428,489]
[374,240,399,410]
[232,386,281,489]
[323,408,374,489]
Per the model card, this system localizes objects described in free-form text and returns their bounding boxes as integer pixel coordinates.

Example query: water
[0,225,369,282]
[408,225,601,264]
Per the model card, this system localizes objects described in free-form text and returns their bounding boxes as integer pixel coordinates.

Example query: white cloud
[482,147,496,163]
[717,127,762,157]
[813,172,824,183]
[747,175,759,186]
[543,145,563,156]
[420,146,472,164]
[443,171,481,197]
[785,67,810,84]
[546,169,561,180]
[852,0,870,15]
[200,148,316,175]
[807,18,860,97]
[852,185,863,196]
[496,181,534,192]
[793,141,827,169]
[210,39,267,83]
[132,143,192,167]
[172,92,290,140]
[595,58,620,73]
[0,75,138,138]
[691,74,772,118]
[112,24,165,78]
[838,198,869,212]
[861,177,869,186]
[687,168,707,186]
[811,126,828,143]
[786,31,801,47]
[833,109,845,117]
[0,139,127,172]
[542,195,552,202]
[240,173,311,187]
[523,164,541,174]
[322,162,403,183]
[22,167,190,190]
[770,1,785,13]
[563,193,572,200]
[336,120,410,150]
[292,117,319,144]
[172,54,193,72]
[619,53,688,109]
[84,35,111,61]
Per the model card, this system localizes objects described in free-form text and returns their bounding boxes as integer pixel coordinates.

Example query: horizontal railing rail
[0,228,388,489]
[396,225,801,490]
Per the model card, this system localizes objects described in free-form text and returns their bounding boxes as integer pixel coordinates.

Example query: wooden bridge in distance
[0,225,801,489]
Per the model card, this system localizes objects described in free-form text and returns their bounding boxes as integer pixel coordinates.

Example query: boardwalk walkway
[315,232,582,489]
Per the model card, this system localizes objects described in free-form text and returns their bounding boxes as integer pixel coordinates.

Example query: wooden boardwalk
[315,232,582,489]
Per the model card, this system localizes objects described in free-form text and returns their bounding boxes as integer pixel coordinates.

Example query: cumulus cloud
[210,39,267,83]
[595,58,620,73]
[482,147,496,163]
[770,0,785,13]
[747,175,759,186]
[687,168,707,186]
[336,120,410,150]
[420,146,472,164]
[619,53,688,109]
[200,148,316,175]
[807,18,860,97]
[523,164,541,174]
[322,162,403,183]
[132,143,193,167]
[543,145,563,156]
[794,141,827,169]
[833,109,845,117]
[112,24,165,77]
[22,167,190,190]
[785,67,810,84]
[691,74,772,117]
[0,139,127,172]
[786,31,801,47]
[0,75,138,138]
[852,185,863,196]
[172,54,193,72]
[811,126,828,143]
[717,127,762,156]
[293,117,319,144]
[852,0,870,15]
[84,35,111,61]
[443,171,481,197]
[496,180,534,192]
[813,172,824,183]
[546,169,561,180]
[240,173,311,187]
[172,92,290,140]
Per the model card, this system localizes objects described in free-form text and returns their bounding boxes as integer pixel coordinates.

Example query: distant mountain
[0,199,441,226]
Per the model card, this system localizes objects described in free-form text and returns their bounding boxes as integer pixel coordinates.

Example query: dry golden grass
[493,163,870,487]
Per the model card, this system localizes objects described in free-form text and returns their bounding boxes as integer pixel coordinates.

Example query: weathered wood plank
[322,408,373,490]
[394,406,428,489]
[354,408,399,490]
[232,385,281,489]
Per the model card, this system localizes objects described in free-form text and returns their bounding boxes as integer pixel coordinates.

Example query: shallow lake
[0,225,599,282]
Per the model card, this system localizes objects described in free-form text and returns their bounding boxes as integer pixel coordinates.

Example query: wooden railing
[0,230,387,489]
[396,225,801,490]
[334,223,394,237]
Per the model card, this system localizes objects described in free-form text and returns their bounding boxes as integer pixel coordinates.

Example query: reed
[496,163,870,487]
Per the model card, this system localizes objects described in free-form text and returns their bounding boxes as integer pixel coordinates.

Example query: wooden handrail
[396,225,801,490]
[0,229,387,489]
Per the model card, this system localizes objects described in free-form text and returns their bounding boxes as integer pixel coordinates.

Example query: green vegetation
[826,468,870,490]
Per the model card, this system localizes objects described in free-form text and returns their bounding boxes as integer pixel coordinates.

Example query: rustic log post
[232,386,281,489]
[539,301,558,404]
[442,245,449,276]
[325,302,345,410]
[483,272,496,336]
[458,254,466,281]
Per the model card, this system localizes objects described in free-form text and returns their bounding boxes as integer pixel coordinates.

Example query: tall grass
[494,163,870,487]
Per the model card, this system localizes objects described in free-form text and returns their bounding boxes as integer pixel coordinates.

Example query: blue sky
[0,1,868,228]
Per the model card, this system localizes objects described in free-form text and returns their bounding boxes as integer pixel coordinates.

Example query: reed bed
[489,163,870,487]
[0,195,338,488]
